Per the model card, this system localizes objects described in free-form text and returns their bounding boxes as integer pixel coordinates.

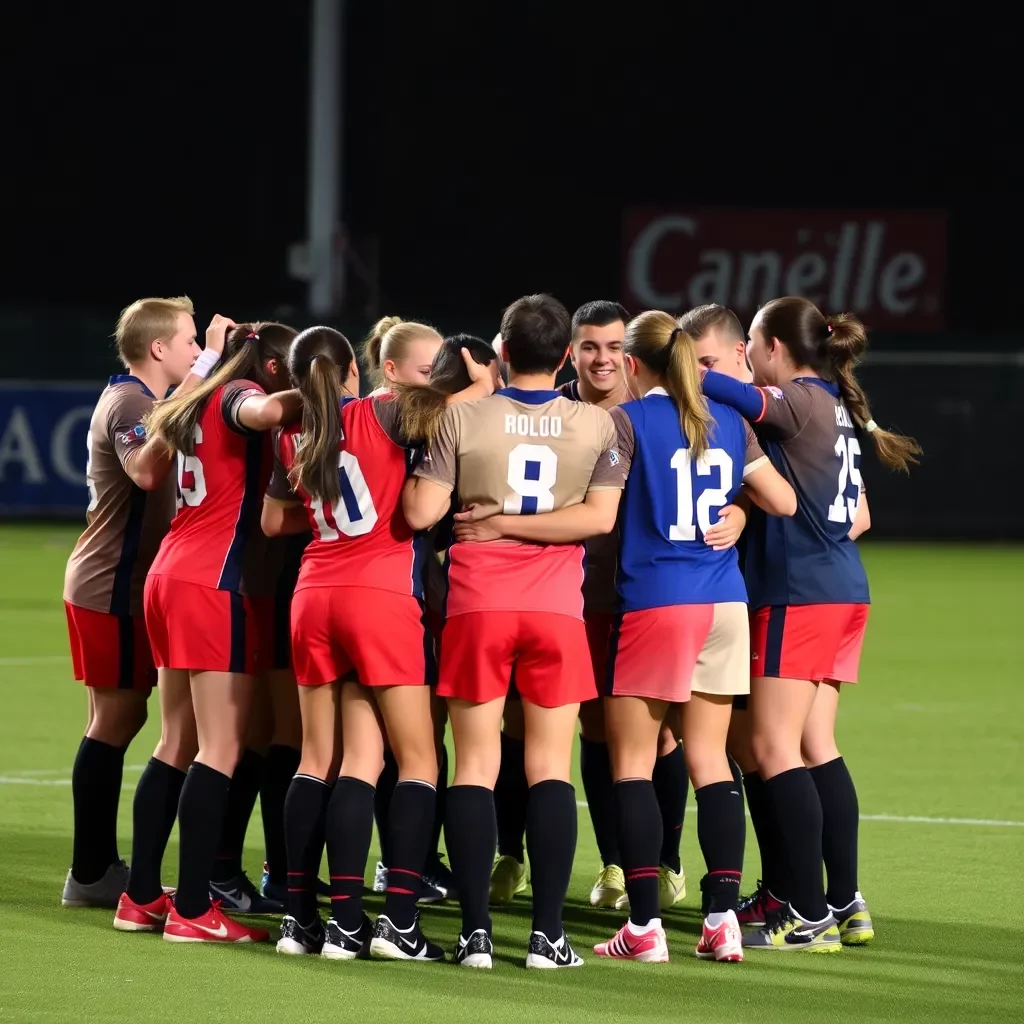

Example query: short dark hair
[499,294,570,375]
[572,300,630,336]
[677,303,745,343]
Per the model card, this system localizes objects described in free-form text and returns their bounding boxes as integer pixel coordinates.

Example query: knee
[154,727,198,772]
[452,747,500,790]
[801,736,840,769]
[751,730,800,777]
[608,741,655,783]
[395,741,437,784]
[87,693,148,747]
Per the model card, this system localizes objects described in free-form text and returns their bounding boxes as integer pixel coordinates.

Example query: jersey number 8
[504,443,558,514]
[669,448,733,540]
[310,451,379,540]
[828,436,862,524]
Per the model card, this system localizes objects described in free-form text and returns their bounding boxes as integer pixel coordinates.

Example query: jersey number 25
[828,436,862,524]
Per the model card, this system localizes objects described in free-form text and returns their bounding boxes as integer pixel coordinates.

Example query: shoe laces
[762,906,794,936]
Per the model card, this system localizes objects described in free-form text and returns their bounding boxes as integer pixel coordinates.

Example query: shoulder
[105,381,153,417]
[558,380,580,402]
[222,377,267,400]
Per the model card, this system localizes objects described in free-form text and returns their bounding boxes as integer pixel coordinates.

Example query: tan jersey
[414,388,624,618]
[63,377,177,616]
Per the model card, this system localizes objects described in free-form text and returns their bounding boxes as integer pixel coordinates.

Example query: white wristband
[191,348,221,379]
[864,419,878,433]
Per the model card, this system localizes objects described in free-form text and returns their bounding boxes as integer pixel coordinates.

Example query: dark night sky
[4,0,1020,334]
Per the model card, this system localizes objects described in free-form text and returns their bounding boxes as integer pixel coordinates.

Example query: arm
[404,405,460,530]
[403,477,453,532]
[262,498,309,538]
[742,461,797,516]
[849,489,871,540]
[445,347,497,405]
[453,488,621,544]
[700,369,767,420]
[236,389,304,431]
[703,494,748,552]
[123,437,175,491]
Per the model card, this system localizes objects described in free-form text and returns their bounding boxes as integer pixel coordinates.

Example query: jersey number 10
[310,451,379,541]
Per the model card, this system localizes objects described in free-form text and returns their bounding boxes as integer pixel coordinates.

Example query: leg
[373,747,399,870]
[71,688,148,885]
[262,668,302,890]
[578,698,622,872]
[803,681,860,910]
[652,720,688,875]
[494,697,527,861]
[426,692,449,871]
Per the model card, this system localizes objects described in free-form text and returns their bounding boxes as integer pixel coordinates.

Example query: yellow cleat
[590,865,626,908]
[658,865,686,911]
[489,855,527,905]
[831,893,874,945]
[742,909,842,952]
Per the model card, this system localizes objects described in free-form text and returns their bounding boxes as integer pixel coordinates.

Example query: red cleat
[736,883,786,928]
[696,911,744,962]
[114,892,173,932]
[162,901,270,944]
[593,920,669,962]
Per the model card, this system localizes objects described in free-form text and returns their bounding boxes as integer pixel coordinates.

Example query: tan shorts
[691,601,750,697]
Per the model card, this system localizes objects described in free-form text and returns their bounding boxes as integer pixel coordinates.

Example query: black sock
[126,757,186,905]
[694,781,745,914]
[580,737,620,867]
[428,746,448,866]
[374,749,398,867]
[71,737,126,884]
[283,774,331,924]
[526,780,577,938]
[385,780,436,927]
[742,771,789,899]
[262,744,301,887]
[326,777,375,930]
[211,748,264,883]
[809,757,860,909]
[175,762,232,919]
[613,779,662,927]
[494,733,527,861]
[652,744,688,873]
[445,785,495,936]
[766,767,827,921]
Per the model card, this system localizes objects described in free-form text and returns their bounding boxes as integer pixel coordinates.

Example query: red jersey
[268,395,427,597]
[148,380,273,593]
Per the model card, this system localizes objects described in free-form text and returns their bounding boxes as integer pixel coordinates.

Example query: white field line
[0,766,1019,827]
[0,655,70,666]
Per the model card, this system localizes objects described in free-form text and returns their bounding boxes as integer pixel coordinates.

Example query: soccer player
[405,293,625,970]
[115,321,301,944]
[701,296,920,951]
[62,296,200,908]
[264,327,493,962]
[364,315,443,392]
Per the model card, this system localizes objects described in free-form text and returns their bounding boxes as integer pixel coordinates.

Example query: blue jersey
[611,389,766,611]
[700,372,870,608]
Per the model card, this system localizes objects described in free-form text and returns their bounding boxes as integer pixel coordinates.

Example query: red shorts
[607,606,716,703]
[584,611,614,692]
[438,611,595,708]
[291,585,432,688]
[750,604,869,683]
[250,593,293,673]
[65,602,155,692]
[144,575,260,675]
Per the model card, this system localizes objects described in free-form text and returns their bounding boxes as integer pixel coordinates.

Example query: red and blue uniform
[268,395,431,688]
[145,380,272,674]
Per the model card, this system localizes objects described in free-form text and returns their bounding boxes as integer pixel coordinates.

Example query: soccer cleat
[61,859,130,909]
[209,872,284,915]
[593,920,669,963]
[261,863,330,905]
[113,891,173,932]
[372,862,388,894]
[369,913,445,961]
[322,915,372,960]
[163,902,270,944]
[489,855,528,905]
[695,911,744,962]
[526,930,584,969]
[422,855,454,901]
[276,914,325,955]
[590,864,626,908]
[658,865,686,911]
[736,881,786,928]
[454,928,494,969]
[830,892,874,945]
[742,908,841,952]
[417,875,447,904]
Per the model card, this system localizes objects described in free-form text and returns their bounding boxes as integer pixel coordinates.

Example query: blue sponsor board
[0,382,102,517]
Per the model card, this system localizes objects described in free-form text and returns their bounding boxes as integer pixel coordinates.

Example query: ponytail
[364,315,404,376]
[826,313,922,473]
[291,357,343,504]
[623,311,712,460]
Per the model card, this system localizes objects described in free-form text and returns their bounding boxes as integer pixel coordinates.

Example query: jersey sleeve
[106,389,154,470]
[221,379,267,435]
[742,421,769,477]
[701,371,814,441]
[265,429,300,503]
[606,406,635,479]
[372,395,408,446]
[412,406,459,491]
[588,410,628,490]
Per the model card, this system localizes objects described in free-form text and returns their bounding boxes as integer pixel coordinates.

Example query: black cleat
[369,913,445,961]
[276,914,325,955]
[454,928,493,969]
[526,929,584,969]
[321,915,372,961]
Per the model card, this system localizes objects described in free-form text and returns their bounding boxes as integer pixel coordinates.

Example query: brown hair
[146,322,296,456]
[396,334,498,444]
[363,316,442,389]
[287,327,357,505]
[114,296,195,367]
[624,311,711,460]
[677,303,745,343]
[500,294,571,375]
[758,296,921,472]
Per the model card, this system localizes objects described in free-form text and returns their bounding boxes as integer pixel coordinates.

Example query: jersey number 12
[669,448,733,540]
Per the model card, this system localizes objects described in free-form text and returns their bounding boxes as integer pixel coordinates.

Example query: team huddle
[60,291,920,967]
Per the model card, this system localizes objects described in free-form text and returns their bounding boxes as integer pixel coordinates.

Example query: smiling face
[571,320,626,397]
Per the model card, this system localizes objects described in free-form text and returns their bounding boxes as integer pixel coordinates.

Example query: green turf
[0,525,1022,1023]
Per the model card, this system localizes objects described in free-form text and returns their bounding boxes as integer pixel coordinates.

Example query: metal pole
[308,0,342,316]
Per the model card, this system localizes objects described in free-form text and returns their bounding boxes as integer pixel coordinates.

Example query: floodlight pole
[307,0,343,316]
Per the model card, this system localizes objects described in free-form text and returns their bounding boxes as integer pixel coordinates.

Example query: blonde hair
[363,316,442,388]
[114,296,195,368]
[624,310,712,460]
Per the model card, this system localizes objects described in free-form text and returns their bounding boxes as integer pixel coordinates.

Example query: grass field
[1,524,1022,1023]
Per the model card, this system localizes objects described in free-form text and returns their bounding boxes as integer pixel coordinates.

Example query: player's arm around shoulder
[403,404,461,531]
[262,427,307,537]
[229,383,303,433]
